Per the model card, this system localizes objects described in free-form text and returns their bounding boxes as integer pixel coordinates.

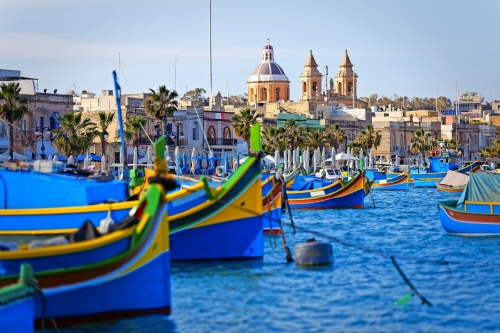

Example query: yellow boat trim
[135,213,151,234]
[287,178,342,194]
[0,227,132,259]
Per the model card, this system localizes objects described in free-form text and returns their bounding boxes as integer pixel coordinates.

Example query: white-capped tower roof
[248,40,289,83]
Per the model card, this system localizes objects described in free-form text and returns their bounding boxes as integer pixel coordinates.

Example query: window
[312,82,317,92]
[208,126,216,139]
[348,82,353,93]
[40,116,44,129]
[302,82,307,93]
[276,88,280,101]
[261,88,267,101]
[192,121,199,140]
[249,88,254,102]
[223,127,231,138]
[21,118,27,131]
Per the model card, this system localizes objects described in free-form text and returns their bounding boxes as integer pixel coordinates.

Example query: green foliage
[347,141,363,156]
[283,119,307,151]
[409,128,432,155]
[303,129,328,151]
[261,126,285,154]
[0,82,29,160]
[51,112,97,156]
[360,93,452,111]
[357,124,381,151]
[223,94,248,106]
[119,116,148,148]
[181,88,207,104]
[325,124,345,150]
[232,108,261,152]
[145,85,178,136]
[97,111,114,155]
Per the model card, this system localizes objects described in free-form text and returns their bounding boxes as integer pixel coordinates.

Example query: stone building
[299,50,323,101]
[0,72,73,159]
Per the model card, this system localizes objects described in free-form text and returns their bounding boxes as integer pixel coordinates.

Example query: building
[247,41,290,105]
[299,50,323,101]
[0,71,73,159]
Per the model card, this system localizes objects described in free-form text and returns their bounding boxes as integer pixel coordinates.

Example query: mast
[209,0,213,108]
[352,64,355,108]
[175,54,177,91]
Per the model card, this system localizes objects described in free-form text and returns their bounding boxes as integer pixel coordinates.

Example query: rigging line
[119,60,132,94]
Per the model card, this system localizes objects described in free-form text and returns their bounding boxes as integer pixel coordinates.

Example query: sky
[1,0,499,102]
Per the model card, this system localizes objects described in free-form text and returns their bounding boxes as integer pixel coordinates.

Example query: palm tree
[490,139,500,157]
[325,124,345,150]
[303,129,328,151]
[283,119,306,152]
[0,82,29,160]
[232,108,261,152]
[96,111,114,156]
[358,124,381,151]
[52,112,97,156]
[122,116,147,149]
[145,85,178,136]
[347,141,363,156]
[409,128,431,155]
[261,126,285,154]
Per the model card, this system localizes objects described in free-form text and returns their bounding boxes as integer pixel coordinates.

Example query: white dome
[248,42,289,83]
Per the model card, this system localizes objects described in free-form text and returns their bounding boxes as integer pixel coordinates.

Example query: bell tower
[335,50,357,104]
[300,50,323,101]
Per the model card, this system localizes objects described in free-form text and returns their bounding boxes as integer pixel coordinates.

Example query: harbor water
[62,188,500,332]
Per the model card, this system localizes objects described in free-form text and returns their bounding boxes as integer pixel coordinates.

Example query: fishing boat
[262,174,283,234]
[371,173,410,190]
[436,170,469,194]
[438,173,500,235]
[409,154,480,181]
[365,169,410,190]
[413,178,443,188]
[0,264,36,333]
[0,125,264,261]
[286,172,367,209]
[0,162,174,328]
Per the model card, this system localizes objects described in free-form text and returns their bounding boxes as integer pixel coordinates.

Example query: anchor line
[390,256,432,306]
[286,222,500,269]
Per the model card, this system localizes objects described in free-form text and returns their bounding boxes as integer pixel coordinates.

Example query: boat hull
[371,173,410,190]
[410,161,480,180]
[413,178,442,188]
[0,296,34,333]
[438,201,500,235]
[287,174,366,210]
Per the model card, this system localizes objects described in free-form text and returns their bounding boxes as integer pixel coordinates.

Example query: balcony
[207,138,237,146]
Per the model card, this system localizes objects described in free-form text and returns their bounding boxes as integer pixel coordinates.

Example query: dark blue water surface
[63,188,500,332]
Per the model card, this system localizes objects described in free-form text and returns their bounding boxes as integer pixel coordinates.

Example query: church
[247,41,358,108]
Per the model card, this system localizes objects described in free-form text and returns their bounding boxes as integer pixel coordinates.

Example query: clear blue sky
[1,0,499,102]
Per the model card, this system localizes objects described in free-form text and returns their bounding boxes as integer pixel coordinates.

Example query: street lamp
[35,126,49,159]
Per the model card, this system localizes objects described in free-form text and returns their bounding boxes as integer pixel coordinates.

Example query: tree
[357,124,381,151]
[232,108,261,152]
[409,128,431,155]
[283,119,306,152]
[347,141,363,156]
[182,88,207,105]
[96,112,114,156]
[261,126,285,154]
[145,85,178,136]
[0,82,29,161]
[325,124,345,150]
[52,112,97,156]
[121,116,147,149]
[303,129,328,151]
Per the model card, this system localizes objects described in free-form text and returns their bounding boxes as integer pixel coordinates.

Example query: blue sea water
[62,188,500,332]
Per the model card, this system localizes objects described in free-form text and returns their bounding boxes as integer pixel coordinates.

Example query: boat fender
[294,238,333,266]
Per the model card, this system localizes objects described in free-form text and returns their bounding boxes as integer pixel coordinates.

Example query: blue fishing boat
[372,173,410,190]
[0,168,173,328]
[413,178,443,188]
[409,155,480,181]
[0,264,36,333]
[286,173,368,209]
[438,173,500,235]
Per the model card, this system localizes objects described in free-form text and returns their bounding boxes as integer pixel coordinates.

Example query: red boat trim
[35,306,171,329]
[441,205,500,224]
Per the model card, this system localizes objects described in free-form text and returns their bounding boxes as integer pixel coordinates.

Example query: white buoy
[294,239,333,266]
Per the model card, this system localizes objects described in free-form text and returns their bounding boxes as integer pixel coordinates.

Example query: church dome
[248,42,289,83]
